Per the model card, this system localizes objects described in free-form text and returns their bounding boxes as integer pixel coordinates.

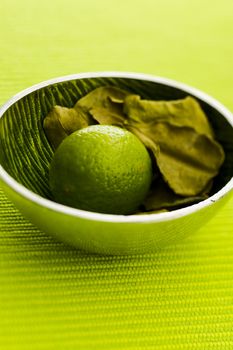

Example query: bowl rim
[0,71,233,224]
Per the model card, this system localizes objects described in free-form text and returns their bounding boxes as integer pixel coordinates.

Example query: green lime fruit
[49,125,153,214]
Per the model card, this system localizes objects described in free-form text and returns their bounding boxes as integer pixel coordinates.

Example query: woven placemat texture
[0,0,233,349]
[1,189,233,350]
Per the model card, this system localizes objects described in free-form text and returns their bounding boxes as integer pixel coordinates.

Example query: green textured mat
[1,0,233,349]
[1,188,233,349]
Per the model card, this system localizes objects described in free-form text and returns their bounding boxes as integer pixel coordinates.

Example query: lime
[49,125,153,214]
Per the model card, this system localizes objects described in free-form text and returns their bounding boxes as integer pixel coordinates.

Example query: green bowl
[0,72,233,254]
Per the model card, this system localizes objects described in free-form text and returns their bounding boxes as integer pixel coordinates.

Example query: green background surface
[0,0,233,349]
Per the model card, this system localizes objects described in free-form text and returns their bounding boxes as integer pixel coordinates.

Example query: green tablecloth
[0,0,233,349]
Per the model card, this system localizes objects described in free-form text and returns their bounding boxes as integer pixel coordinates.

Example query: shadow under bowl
[0,72,233,254]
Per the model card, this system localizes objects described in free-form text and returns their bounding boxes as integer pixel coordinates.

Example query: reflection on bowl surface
[0,72,233,254]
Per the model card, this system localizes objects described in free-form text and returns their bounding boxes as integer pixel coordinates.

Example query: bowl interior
[0,76,233,207]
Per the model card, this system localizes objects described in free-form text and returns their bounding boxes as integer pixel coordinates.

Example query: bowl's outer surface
[0,72,233,254]
[1,178,232,255]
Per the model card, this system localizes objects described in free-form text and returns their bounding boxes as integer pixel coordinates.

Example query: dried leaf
[133,208,168,215]
[124,95,214,138]
[43,106,70,149]
[136,122,225,196]
[89,107,126,126]
[76,86,131,116]
[143,177,208,211]
[43,105,93,150]
[75,86,134,130]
